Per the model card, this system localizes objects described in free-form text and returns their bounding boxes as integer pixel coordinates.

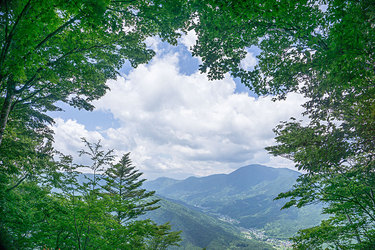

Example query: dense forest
[0,0,374,249]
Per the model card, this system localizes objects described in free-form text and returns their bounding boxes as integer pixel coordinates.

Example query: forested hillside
[143,198,275,249]
[145,165,325,239]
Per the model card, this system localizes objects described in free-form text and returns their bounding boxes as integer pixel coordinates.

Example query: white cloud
[53,52,306,180]
[52,119,105,167]
[145,36,162,54]
[240,50,257,71]
[179,30,198,50]
[178,30,202,64]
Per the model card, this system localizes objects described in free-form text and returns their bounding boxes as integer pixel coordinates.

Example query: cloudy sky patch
[52,40,306,180]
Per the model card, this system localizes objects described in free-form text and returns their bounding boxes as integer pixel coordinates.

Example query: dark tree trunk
[0,83,15,147]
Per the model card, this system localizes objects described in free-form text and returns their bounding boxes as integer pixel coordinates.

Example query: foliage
[0,1,190,246]
[102,152,159,223]
[1,140,181,249]
[269,120,375,248]
[190,0,374,99]
[184,0,375,247]
[0,0,191,168]
[2,0,374,247]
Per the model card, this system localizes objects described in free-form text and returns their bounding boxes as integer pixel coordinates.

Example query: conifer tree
[103,152,159,223]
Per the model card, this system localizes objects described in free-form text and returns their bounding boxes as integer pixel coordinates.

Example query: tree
[100,148,181,249]
[1,139,181,249]
[75,140,181,249]
[0,0,190,146]
[103,152,159,223]
[185,0,374,247]
[267,119,375,248]
[0,1,190,247]
[0,1,191,240]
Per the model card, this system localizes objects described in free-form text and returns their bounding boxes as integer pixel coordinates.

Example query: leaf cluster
[1,139,181,249]
[187,0,374,247]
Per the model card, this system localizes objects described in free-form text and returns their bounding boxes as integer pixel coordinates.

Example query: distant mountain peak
[143,163,323,242]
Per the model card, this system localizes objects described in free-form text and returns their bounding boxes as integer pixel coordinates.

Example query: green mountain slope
[142,198,274,250]
[144,164,325,239]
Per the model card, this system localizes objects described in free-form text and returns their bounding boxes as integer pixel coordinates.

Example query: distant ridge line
[151,164,299,182]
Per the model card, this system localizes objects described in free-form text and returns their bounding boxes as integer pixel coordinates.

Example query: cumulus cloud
[179,30,198,50]
[53,118,103,155]
[52,118,105,168]
[53,51,306,180]
[145,36,162,54]
[240,50,257,71]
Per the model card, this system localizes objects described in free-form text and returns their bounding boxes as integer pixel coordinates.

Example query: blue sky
[50,31,305,180]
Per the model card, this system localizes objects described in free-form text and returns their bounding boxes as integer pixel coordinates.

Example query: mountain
[145,165,299,200]
[72,173,276,248]
[142,198,275,249]
[144,164,325,239]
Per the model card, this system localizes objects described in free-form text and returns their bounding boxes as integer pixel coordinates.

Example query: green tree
[101,151,181,249]
[1,139,181,249]
[0,1,190,247]
[186,0,374,247]
[73,139,181,249]
[0,1,190,244]
[0,0,190,146]
[0,180,54,249]
[103,152,159,223]
[145,223,181,250]
[268,119,375,248]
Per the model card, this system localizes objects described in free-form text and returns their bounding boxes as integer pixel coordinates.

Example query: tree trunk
[0,83,15,147]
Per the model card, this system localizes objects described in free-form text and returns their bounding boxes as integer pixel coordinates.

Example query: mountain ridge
[150,164,299,183]
[144,164,301,201]
[144,164,324,240]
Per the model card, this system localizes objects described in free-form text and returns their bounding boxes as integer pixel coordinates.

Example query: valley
[143,164,326,249]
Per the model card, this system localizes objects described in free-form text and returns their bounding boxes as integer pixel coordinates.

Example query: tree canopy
[1,0,374,248]
[0,0,190,145]
[184,0,374,247]
[0,0,188,248]
[183,0,375,247]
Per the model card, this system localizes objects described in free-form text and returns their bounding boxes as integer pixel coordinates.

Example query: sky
[50,31,306,180]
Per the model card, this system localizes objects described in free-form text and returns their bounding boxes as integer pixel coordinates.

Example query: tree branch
[0,0,32,71]
[6,173,30,192]
[33,16,79,53]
